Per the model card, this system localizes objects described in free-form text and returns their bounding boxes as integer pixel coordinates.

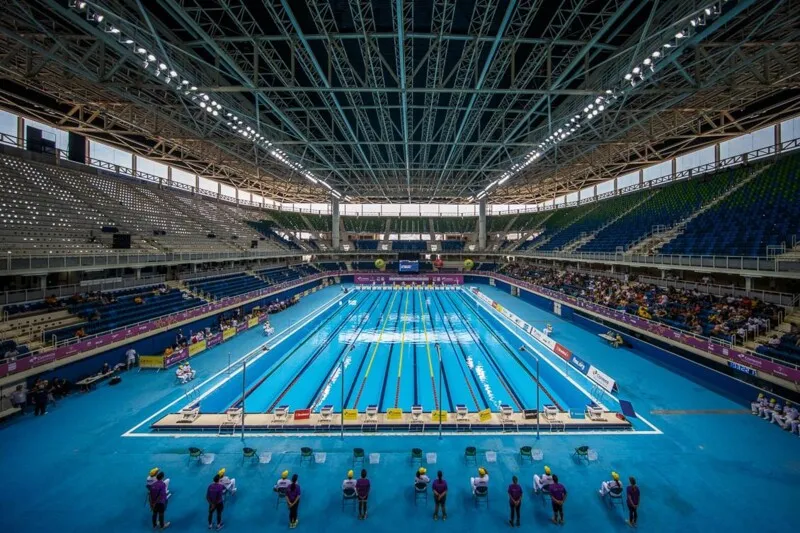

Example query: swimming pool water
[199,288,591,414]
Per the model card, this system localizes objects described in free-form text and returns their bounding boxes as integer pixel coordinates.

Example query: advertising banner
[188,340,206,357]
[222,328,236,341]
[248,317,259,328]
[343,409,359,421]
[206,333,222,349]
[386,408,403,420]
[293,409,311,421]
[353,274,463,285]
[478,408,492,422]
[236,322,247,333]
[138,355,165,369]
[163,348,189,368]
[587,365,618,393]
[568,354,590,375]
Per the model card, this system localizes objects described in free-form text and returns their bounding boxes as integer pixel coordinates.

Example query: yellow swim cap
[544,466,551,475]
[419,467,427,475]
[281,470,289,479]
[218,468,226,477]
[478,467,486,476]
[347,470,354,479]
[770,398,776,404]
[611,471,619,481]
[758,393,764,399]
[149,468,159,476]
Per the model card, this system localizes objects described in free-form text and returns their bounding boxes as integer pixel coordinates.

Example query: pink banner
[353,274,463,285]
[163,348,189,368]
[206,332,222,349]
[236,322,248,333]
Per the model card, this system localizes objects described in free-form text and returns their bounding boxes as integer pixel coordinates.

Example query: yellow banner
[478,408,492,422]
[343,409,359,421]
[139,355,165,369]
[431,410,448,422]
[222,327,236,340]
[188,340,206,356]
[386,408,403,420]
[248,317,259,328]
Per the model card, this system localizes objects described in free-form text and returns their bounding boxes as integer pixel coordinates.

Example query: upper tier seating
[537,190,651,251]
[318,262,347,271]
[390,217,429,234]
[661,155,800,256]
[354,239,379,250]
[268,210,308,231]
[438,240,465,251]
[188,272,268,300]
[256,267,303,285]
[303,213,332,232]
[343,216,384,233]
[352,261,380,271]
[391,240,427,251]
[435,217,476,233]
[512,211,554,231]
[293,264,319,276]
[517,209,577,250]
[487,214,516,232]
[579,169,742,252]
[246,220,300,250]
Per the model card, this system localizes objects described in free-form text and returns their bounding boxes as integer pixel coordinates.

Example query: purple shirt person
[508,476,523,527]
[355,469,371,520]
[286,474,301,528]
[548,475,567,525]
[148,472,169,529]
[206,475,225,529]
[432,471,448,520]
[626,477,640,527]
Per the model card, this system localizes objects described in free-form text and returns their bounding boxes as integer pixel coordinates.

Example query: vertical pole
[536,357,540,440]
[436,343,442,440]
[241,359,246,441]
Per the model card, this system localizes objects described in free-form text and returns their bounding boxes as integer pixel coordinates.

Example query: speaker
[250,240,258,249]
[112,234,131,249]
[25,127,42,153]
[68,132,87,163]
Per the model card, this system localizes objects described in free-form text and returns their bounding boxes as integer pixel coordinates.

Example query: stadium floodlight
[69,1,88,10]
[675,31,685,39]
[212,110,218,116]
[136,47,147,55]
[122,39,134,45]
[624,73,632,80]
[147,54,156,62]
[105,24,120,34]
[199,102,206,108]
[157,63,167,70]
[190,86,197,91]
[169,70,177,77]
[652,50,661,58]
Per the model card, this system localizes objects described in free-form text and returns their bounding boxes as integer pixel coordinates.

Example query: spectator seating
[475,262,500,271]
[268,210,308,231]
[354,240,379,250]
[579,169,742,252]
[318,262,347,271]
[487,214,517,232]
[756,335,800,365]
[246,220,300,250]
[661,155,800,256]
[390,217,429,234]
[512,211,554,231]
[292,264,319,276]
[352,261,379,271]
[439,240,465,251]
[343,216,384,233]
[304,213,332,232]
[392,240,427,251]
[537,190,651,251]
[435,217,476,233]
[256,267,303,285]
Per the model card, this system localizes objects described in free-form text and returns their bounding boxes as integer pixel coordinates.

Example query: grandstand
[1,2,800,533]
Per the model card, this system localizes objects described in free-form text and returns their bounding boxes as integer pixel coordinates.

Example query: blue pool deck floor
[1,284,798,533]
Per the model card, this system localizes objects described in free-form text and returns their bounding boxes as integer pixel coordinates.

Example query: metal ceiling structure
[0,0,799,204]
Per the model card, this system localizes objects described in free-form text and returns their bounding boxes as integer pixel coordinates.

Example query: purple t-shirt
[356,478,371,499]
[286,483,301,502]
[432,478,448,496]
[626,485,640,506]
[149,480,168,505]
[548,483,567,502]
[508,483,523,501]
[207,482,225,504]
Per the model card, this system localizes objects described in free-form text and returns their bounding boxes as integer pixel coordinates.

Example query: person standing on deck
[285,474,301,528]
[432,471,448,521]
[356,469,371,520]
[548,475,567,525]
[148,471,170,530]
[206,474,225,530]
[508,475,523,527]
[626,477,640,528]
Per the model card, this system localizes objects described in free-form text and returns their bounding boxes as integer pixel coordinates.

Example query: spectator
[470,467,489,495]
[415,467,430,486]
[217,468,236,494]
[286,474,300,528]
[342,470,357,494]
[33,384,48,416]
[10,385,26,413]
[533,465,553,493]
[274,470,291,493]
[548,475,567,525]
[148,471,170,529]
[626,477,640,527]
[508,475,522,527]
[432,471,447,521]
[598,471,623,497]
[206,474,225,530]
[356,469,370,520]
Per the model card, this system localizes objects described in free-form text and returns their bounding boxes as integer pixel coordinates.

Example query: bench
[76,370,115,391]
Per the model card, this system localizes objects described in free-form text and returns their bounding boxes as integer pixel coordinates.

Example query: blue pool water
[199,288,586,415]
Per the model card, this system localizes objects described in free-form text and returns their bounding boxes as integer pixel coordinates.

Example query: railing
[0,275,166,306]
[179,266,251,282]
[637,275,798,307]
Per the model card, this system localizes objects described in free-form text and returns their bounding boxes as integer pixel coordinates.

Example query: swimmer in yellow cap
[145,467,171,496]
[534,465,554,493]
[342,469,357,494]
[751,393,766,415]
[274,470,291,493]
[217,467,237,494]
[415,467,430,486]
[598,471,623,497]
[470,466,489,495]
[760,397,778,420]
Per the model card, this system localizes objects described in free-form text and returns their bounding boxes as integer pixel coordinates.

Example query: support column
[134,268,142,280]
[331,198,341,250]
[479,199,487,250]
[745,277,752,294]
[16,116,24,148]
[39,275,47,291]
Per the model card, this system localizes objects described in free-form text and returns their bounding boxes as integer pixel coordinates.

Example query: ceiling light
[136,47,146,54]
[147,54,156,61]
[643,58,651,66]
[624,73,632,80]
[122,39,134,45]
[199,102,206,108]
[632,67,641,74]
[652,50,661,58]
[190,86,197,91]
[202,94,209,101]
[598,105,605,111]
[169,70,178,77]
[212,110,218,116]
[675,31,685,39]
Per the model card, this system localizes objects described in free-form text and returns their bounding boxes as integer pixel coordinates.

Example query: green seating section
[304,213,332,232]
[343,216,385,233]
[390,217,429,233]
[513,211,554,231]
[268,210,307,231]
[435,217,476,233]
[487,214,517,232]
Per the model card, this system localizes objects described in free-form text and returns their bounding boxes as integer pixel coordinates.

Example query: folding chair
[572,445,591,464]
[300,447,314,464]
[519,446,533,463]
[275,487,287,508]
[414,482,428,505]
[473,485,489,508]
[464,446,477,465]
[411,448,423,465]
[537,484,551,504]
[607,486,625,510]
[242,447,259,464]
[188,447,204,464]
[352,448,365,467]
[342,487,357,511]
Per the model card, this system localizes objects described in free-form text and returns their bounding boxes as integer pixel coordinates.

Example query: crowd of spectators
[501,263,782,345]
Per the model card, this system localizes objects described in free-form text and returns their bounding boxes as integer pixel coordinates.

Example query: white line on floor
[122,429,662,438]
[121,288,351,437]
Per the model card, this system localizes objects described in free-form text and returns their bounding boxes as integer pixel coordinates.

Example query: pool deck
[152,409,631,434]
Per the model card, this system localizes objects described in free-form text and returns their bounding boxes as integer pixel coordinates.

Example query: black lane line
[412,289,419,406]
[423,290,454,413]
[378,290,406,412]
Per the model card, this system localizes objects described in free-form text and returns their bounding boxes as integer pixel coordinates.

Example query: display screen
[399,260,420,273]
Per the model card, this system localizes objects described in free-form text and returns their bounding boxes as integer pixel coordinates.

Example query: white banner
[587,365,617,393]
[471,287,556,351]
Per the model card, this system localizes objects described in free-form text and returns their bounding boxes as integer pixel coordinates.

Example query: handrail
[0,275,167,307]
